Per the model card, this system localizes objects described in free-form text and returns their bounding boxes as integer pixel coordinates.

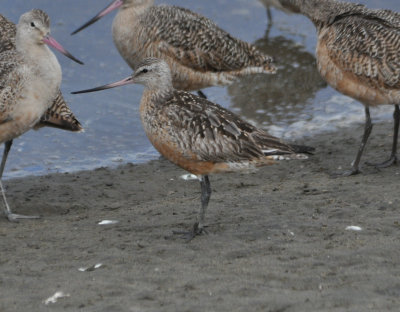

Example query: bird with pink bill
[0,9,83,221]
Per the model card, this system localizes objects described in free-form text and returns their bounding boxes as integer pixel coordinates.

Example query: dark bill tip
[71,76,134,94]
[71,15,102,35]
[65,52,84,65]
[71,85,112,94]
[71,0,123,35]
[43,36,84,65]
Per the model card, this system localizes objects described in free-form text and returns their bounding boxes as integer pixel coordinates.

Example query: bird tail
[263,143,315,161]
[34,90,83,132]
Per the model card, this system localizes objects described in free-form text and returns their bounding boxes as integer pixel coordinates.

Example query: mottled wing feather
[162,91,294,162]
[36,91,83,131]
[144,6,272,72]
[326,9,400,89]
[0,14,16,53]
[0,51,21,124]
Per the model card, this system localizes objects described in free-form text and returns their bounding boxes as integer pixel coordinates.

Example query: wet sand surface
[1,121,400,312]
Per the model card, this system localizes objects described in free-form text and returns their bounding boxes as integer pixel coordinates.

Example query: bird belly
[1,83,57,142]
[317,40,391,106]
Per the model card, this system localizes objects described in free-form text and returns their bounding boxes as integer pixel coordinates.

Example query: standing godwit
[266,0,400,175]
[71,0,276,97]
[72,57,313,240]
[0,9,83,221]
[0,13,83,132]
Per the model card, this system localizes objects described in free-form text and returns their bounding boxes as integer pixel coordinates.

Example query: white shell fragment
[345,225,362,231]
[43,292,70,305]
[98,220,119,225]
[180,174,199,181]
[78,263,103,272]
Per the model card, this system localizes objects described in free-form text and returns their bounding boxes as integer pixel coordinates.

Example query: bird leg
[266,6,273,37]
[334,107,372,177]
[197,90,207,99]
[0,140,40,221]
[366,104,399,168]
[173,175,211,241]
[198,175,211,230]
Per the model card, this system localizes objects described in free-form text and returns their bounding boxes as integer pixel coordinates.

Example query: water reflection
[228,34,326,129]
[257,0,293,37]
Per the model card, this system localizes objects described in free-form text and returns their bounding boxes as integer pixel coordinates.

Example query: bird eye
[142,68,148,73]
[30,22,35,27]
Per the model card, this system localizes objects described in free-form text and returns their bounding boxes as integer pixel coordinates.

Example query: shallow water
[1,0,399,178]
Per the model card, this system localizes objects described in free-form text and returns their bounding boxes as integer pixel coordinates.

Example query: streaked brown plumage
[0,13,82,132]
[0,15,15,53]
[268,0,400,175]
[72,58,313,240]
[71,0,276,94]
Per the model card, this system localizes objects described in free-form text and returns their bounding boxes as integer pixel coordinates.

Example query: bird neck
[280,0,364,28]
[112,0,153,44]
[15,28,34,55]
[144,79,174,97]
[140,87,174,119]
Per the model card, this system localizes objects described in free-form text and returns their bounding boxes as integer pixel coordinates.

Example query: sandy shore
[1,121,400,312]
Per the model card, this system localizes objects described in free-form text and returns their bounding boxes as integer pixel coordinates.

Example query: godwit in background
[0,9,83,221]
[265,0,400,176]
[71,0,276,98]
[73,58,313,240]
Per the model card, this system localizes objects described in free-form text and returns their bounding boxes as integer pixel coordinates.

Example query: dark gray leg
[335,107,372,177]
[0,140,13,219]
[0,140,12,178]
[0,140,40,221]
[366,104,399,168]
[266,6,273,37]
[197,90,207,99]
[173,175,211,241]
[198,175,211,230]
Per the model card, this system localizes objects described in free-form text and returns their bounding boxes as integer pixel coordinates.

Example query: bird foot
[172,222,207,242]
[197,90,207,99]
[6,212,41,222]
[330,168,361,178]
[365,156,397,168]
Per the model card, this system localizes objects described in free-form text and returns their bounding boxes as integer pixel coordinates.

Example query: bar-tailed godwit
[0,9,83,221]
[71,0,276,97]
[265,0,400,175]
[72,57,313,240]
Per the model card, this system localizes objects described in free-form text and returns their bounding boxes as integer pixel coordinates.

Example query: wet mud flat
[0,121,400,312]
